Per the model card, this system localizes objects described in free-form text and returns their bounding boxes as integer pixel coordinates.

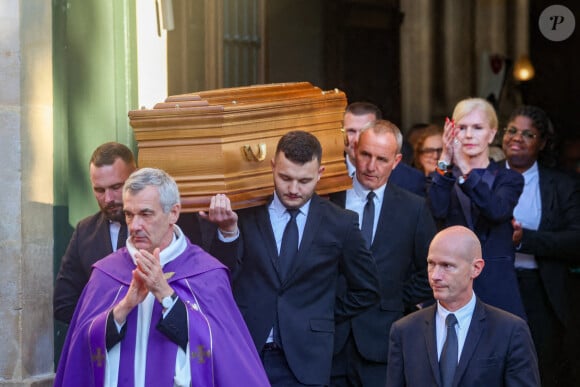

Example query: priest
[55,167,269,386]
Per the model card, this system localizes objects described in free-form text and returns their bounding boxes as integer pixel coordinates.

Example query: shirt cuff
[217,228,239,242]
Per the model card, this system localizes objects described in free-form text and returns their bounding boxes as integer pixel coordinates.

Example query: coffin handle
[242,143,267,162]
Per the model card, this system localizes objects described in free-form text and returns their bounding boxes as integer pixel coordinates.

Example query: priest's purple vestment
[54,239,269,386]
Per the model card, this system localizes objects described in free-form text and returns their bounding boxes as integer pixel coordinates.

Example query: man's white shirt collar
[436,292,477,360]
[352,175,386,203]
[270,190,311,217]
[346,156,356,177]
[126,225,187,267]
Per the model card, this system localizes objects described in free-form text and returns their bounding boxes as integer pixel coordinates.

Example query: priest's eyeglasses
[504,127,538,141]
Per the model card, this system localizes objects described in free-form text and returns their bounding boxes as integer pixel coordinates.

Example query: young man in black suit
[387,226,540,387]
[330,120,436,387]
[202,130,380,386]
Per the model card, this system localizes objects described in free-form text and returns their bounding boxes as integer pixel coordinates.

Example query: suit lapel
[423,307,442,386]
[453,162,499,231]
[453,299,486,386]
[538,167,555,230]
[452,166,475,230]
[283,195,324,284]
[501,162,555,230]
[374,185,398,250]
[328,191,346,208]
[96,213,115,254]
[332,187,391,251]
[255,204,282,280]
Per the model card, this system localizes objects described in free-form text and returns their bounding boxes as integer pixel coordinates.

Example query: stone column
[0,0,55,385]
[475,0,508,56]
[400,0,434,131]
[443,0,475,108]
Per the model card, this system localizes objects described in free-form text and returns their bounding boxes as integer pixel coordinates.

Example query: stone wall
[0,0,54,385]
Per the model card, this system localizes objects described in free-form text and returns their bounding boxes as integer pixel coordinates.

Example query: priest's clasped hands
[112,247,174,325]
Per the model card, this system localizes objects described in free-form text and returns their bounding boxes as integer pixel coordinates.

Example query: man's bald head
[430,226,482,264]
[427,226,485,311]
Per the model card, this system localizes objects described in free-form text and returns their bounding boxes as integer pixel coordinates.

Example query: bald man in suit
[387,226,540,387]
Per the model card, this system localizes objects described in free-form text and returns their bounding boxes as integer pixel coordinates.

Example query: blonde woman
[428,97,526,320]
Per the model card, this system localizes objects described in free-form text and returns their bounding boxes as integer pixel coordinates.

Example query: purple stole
[88,280,214,386]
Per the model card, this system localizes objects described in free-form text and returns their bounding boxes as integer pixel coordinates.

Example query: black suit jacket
[390,162,428,197]
[387,298,540,386]
[517,165,580,325]
[211,194,380,385]
[54,212,116,323]
[330,183,435,362]
[428,160,527,320]
[176,212,217,252]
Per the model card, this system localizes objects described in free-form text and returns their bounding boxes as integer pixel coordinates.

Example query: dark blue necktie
[440,313,458,387]
[361,191,376,248]
[279,209,299,278]
[273,209,299,347]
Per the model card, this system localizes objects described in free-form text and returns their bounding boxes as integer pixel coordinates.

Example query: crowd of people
[53,98,579,386]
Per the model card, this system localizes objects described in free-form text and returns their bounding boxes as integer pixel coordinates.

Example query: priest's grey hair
[123,167,180,213]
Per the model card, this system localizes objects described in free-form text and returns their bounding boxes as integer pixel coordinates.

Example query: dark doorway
[324,0,402,123]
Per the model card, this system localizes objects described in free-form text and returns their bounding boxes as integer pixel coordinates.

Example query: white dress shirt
[109,221,122,251]
[346,156,356,177]
[508,161,542,269]
[268,192,309,253]
[436,292,476,361]
[345,176,386,244]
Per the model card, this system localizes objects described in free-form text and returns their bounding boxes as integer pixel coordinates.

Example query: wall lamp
[513,54,535,81]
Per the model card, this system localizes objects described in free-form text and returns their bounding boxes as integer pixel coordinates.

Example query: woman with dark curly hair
[503,105,580,386]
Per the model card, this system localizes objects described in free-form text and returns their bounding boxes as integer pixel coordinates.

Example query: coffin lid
[128,82,352,212]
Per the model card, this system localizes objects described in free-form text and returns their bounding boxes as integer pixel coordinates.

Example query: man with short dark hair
[386,226,540,386]
[203,130,380,386]
[54,142,136,323]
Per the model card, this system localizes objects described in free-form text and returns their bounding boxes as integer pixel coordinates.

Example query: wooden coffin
[128,82,351,212]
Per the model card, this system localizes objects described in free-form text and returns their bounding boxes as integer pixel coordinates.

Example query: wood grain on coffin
[129,82,351,212]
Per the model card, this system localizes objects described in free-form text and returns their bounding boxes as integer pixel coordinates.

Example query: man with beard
[54,142,137,323]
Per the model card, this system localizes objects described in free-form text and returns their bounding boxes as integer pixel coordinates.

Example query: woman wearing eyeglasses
[428,97,527,320]
[411,125,443,176]
[503,105,580,386]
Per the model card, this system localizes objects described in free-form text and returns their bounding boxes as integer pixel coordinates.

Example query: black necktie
[440,313,458,387]
[279,209,299,278]
[273,209,299,347]
[116,223,128,250]
[361,191,376,248]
